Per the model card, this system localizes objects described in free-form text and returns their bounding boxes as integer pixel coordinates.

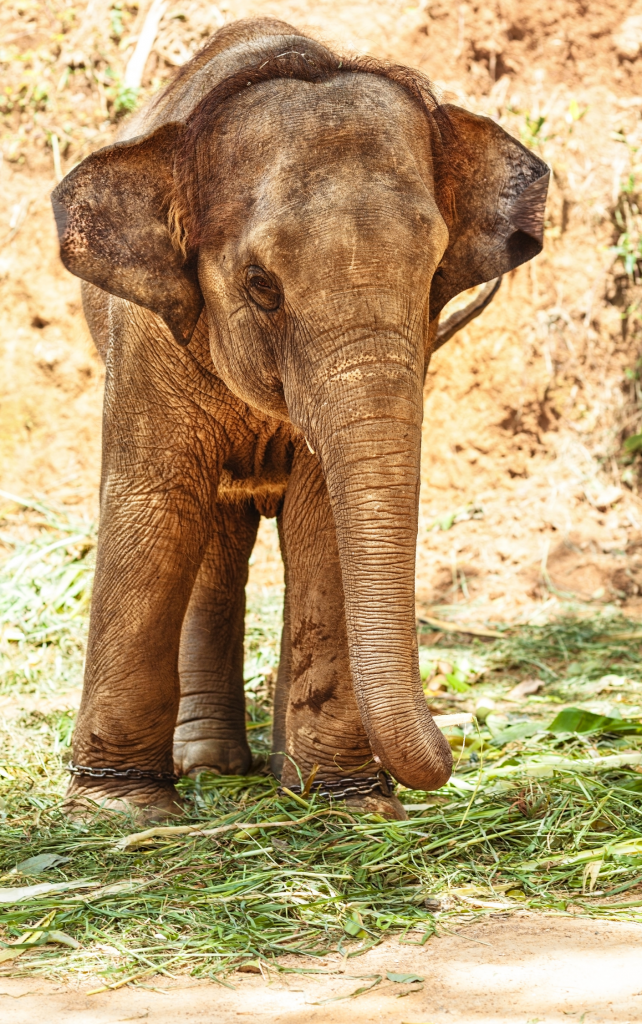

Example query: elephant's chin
[63,776,183,824]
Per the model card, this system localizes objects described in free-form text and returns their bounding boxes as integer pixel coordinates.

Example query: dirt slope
[4,0,642,619]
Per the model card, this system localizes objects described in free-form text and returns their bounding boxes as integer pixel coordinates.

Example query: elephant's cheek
[205,318,290,420]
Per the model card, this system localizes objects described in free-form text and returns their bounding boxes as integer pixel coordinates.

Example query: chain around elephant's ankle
[67,763,179,783]
[279,771,394,801]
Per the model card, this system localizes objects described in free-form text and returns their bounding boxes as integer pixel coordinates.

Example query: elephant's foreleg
[67,488,212,820]
[66,304,218,821]
[277,442,407,818]
[173,501,260,777]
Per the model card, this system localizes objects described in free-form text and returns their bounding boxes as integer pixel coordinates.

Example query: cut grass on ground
[0,499,642,986]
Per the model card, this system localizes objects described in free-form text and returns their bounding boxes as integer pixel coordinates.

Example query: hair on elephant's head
[52,43,548,791]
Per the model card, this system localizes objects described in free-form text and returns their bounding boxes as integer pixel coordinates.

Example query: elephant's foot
[280,763,409,821]
[343,792,408,820]
[63,775,183,824]
[173,734,252,778]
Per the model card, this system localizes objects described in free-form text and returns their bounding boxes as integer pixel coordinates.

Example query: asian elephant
[51,17,549,821]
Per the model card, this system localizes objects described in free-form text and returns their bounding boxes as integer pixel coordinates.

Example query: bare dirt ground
[2,916,642,1024]
[3,0,642,1020]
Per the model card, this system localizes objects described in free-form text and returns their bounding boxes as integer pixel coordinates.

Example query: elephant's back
[118,18,336,142]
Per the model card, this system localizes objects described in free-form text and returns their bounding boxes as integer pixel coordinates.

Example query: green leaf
[431,512,456,531]
[445,670,470,693]
[45,930,82,949]
[114,85,139,115]
[491,721,542,746]
[344,913,366,936]
[12,853,69,874]
[419,658,435,681]
[624,433,642,453]
[548,706,642,735]
[386,971,424,983]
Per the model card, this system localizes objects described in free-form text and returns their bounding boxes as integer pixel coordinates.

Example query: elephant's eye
[246,265,281,312]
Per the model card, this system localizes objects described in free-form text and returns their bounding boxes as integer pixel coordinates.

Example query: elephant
[51,17,549,822]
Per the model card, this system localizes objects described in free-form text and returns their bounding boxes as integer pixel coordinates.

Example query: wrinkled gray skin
[52,18,549,821]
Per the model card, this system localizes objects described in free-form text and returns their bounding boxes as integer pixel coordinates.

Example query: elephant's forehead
[196,74,443,268]
[210,73,436,197]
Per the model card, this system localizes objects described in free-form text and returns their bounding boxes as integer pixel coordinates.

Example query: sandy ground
[1,917,641,1023]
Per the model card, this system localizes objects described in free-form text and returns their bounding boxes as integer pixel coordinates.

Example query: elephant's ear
[51,122,203,346]
[429,104,550,319]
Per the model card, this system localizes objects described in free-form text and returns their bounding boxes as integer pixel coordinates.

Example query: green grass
[1,498,642,986]
[0,492,95,697]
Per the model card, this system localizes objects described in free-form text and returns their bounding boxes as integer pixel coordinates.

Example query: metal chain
[67,763,178,783]
[68,764,393,799]
[279,771,394,801]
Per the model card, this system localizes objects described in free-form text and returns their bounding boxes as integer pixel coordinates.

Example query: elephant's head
[52,46,548,791]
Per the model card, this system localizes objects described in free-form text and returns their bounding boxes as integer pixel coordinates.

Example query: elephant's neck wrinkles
[218,395,295,518]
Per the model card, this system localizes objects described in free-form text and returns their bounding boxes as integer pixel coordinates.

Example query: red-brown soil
[4,0,642,621]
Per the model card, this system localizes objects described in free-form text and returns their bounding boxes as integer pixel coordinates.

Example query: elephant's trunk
[310,354,453,791]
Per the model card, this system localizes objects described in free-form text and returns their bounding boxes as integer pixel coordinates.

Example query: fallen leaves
[0,910,81,965]
[506,678,546,701]
[0,879,97,904]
